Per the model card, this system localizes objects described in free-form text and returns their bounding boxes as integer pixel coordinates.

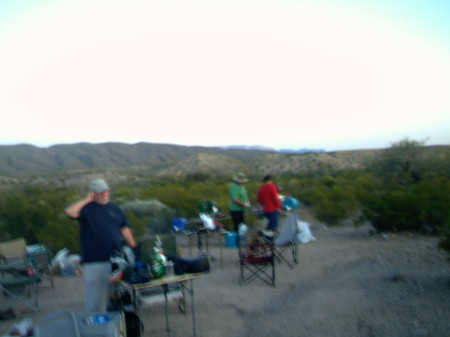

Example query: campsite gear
[225,232,238,248]
[0,307,16,321]
[109,286,143,337]
[85,314,110,325]
[124,310,143,337]
[171,218,187,232]
[150,247,165,279]
[26,244,54,288]
[0,238,27,264]
[199,200,220,214]
[274,211,300,269]
[123,262,152,284]
[171,253,210,275]
[0,238,56,313]
[297,220,316,243]
[238,223,248,247]
[239,230,275,286]
[77,312,125,337]
[0,260,41,313]
[282,197,299,210]
[199,213,216,230]
[165,260,174,276]
[34,311,80,337]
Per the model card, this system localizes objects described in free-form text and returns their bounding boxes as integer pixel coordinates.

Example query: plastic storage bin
[35,311,81,337]
[225,232,238,248]
[76,312,125,337]
[171,218,187,232]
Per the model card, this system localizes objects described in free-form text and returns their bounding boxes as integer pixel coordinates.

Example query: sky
[1,0,449,152]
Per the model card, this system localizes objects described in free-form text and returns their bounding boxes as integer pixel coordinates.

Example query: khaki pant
[82,261,111,313]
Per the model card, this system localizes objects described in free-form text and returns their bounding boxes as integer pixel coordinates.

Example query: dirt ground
[1,212,450,337]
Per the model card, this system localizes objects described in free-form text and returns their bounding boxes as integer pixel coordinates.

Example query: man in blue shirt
[65,178,136,313]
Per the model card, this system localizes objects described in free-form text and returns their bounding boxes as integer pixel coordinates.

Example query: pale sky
[1,0,449,151]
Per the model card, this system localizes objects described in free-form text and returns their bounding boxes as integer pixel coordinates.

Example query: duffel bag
[171,254,210,275]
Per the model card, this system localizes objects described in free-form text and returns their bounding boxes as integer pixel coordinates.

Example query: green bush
[362,139,450,237]
[438,221,450,258]
[1,143,449,257]
[121,199,173,234]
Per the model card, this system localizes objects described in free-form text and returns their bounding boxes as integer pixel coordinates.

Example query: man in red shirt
[257,175,282,232]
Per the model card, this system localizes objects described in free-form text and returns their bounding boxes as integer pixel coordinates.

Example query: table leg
[162,284,172,336]
[131,287,144,337]
[189,279,197,337]
[219,232,223,268]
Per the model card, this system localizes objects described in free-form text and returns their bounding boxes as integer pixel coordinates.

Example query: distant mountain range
[0,142,448,190]
[220,145,276,151]
[221,145,326,153]
[278,148,326,154]
[0,142,273,175]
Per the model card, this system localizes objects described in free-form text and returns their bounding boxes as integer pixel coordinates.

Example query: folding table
[121,272,205,337]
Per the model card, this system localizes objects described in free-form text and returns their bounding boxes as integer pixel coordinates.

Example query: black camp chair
[239,230,275,287]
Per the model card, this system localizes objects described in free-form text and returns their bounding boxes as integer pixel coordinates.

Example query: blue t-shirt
[77,202,129,263]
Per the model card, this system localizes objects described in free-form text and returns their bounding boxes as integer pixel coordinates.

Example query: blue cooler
[282,197,299,211]
[171,218,187,232]
[225,232,238,248]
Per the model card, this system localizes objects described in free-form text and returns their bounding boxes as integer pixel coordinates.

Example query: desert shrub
[35,217,80,254]
[121,199,173,234]
[362,188,420,232]
[121,199,168,217]
[314,184,358,224]
[287,174,362,225]
[0,186,80,253]
[413,177,450,234]
[438,221,450,257]
[368,138,426,185]
[363,178,450,234]
[362,139,450,234]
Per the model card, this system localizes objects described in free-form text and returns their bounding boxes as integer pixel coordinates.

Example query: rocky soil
[1,213,449,337]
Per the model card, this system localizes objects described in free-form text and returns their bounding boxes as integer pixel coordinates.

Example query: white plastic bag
[199,213,216,230]
[8,318,33,337]
[297,220,316,243]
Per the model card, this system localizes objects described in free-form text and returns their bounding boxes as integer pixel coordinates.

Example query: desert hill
[156,153,247,177]
[0,143,448,190]
[0,142,273,175]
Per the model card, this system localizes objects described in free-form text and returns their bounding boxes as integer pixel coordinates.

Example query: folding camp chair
[0,238,54,288]
[273,211,299,269]
[0,259,41,313]
[0,238,39,312]
[0,238,27,263]
[239,230,275,287]
[0,238,52,312]
[26,244,54,288]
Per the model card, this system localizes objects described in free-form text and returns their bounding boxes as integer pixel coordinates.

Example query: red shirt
[257,182,282,213]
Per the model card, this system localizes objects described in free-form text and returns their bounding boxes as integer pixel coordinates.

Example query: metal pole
[190,279,197,337]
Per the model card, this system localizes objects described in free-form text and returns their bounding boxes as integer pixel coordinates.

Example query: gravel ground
[1,214,449,337]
